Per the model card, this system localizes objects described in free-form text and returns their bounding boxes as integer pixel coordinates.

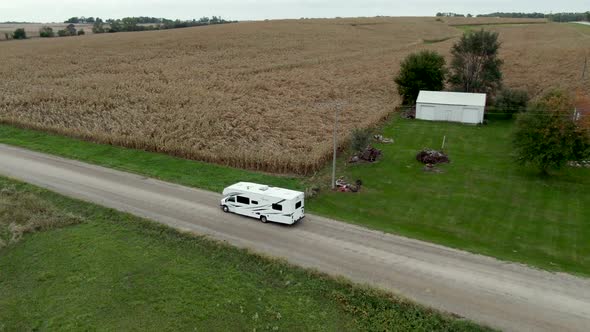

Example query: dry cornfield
[1,17,589,174]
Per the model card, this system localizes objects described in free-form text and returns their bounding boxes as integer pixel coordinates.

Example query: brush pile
[335,177,363,193]
[349,146,382,163]
[416,149,450,164]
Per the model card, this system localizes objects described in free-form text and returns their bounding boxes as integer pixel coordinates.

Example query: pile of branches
[336,177,363,193]
[359,146,382,162]
[350,146,382,163]
[416,149,450,164]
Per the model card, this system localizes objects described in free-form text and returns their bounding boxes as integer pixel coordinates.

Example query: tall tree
[394,50,447,105]
[448,29,503,95]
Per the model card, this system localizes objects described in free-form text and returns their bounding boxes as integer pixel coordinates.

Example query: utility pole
[314,100,345,190]
[582,56,588,80]
[331,103,340,190]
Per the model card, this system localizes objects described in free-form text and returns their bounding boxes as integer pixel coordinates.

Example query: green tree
[65,17,79,23]
[39,26,54,38]
[12,28,27,39]
[513,91,590,174]
[92,18,105,33]
[121,17,139,31]
[66,24,77,36]
[394,50,447,105]
[449,29,503,95]
[108,20,122,32]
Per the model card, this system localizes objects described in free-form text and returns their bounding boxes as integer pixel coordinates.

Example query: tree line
[477,12,590,22]
[3,16,236,40]
[6,24,85,40]
[436,13,474,18]
[82,16,236,34]
[436,11,590,22]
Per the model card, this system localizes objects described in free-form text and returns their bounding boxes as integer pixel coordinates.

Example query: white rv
[220,182,305,225]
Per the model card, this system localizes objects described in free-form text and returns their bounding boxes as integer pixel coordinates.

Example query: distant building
[416,91,487,124]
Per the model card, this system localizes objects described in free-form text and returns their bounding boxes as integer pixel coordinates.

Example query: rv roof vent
[259,185,269,191]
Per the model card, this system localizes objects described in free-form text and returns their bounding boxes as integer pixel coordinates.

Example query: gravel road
[1,144,589,331]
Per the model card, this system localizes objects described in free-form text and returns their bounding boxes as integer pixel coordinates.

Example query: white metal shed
[416,91,487,124]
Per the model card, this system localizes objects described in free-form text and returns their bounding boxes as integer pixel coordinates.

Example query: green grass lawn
[1,120,589,276]
[308,118,590,276]
[0,177,487,331]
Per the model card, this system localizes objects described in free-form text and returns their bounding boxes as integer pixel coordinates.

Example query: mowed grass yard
[1,117,589,276]
[308,117,590,275]
[0,178,487,331]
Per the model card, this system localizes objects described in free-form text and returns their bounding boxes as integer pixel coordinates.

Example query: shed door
[463,107,481,124]
[418,105,435,120]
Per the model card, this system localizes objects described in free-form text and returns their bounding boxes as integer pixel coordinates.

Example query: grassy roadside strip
[0,124,303,193]
[0,176,490,331]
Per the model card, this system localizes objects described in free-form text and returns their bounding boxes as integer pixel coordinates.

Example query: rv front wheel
[222,205,229,213]
[260,216,268,223]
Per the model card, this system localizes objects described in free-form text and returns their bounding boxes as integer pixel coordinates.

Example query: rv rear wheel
[260,216,268,223]
[222,205,229,213]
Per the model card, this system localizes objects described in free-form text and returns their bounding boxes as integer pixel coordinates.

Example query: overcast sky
[1,0,588,23]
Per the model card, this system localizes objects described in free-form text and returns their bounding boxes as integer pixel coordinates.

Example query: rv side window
[237,196,250,204]
[295,201,302,209]
[228,196,235,202]
[272,203,282,211]
[251,201,258,205]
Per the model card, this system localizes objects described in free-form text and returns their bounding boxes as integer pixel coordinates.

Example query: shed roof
[224,182,302,200]
[417,91,487,107]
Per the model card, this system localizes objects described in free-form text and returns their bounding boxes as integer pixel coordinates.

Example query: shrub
[493,88,529,117]
[394,50,447,105]
[77,29,85,36]
[351,128,372,152]
[12,28,27,40]
[513,90,590,174]
[57,29,68,37]
[39,26,55,38]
